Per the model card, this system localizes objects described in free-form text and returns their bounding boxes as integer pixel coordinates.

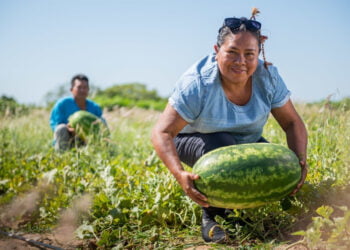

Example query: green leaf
[316,205,334,219]
[291,230,306,236]
[75,224,95,239]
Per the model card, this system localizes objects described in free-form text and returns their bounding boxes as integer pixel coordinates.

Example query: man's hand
[66,124,75,134]
[290,160,308,196]
[176,170,209,207]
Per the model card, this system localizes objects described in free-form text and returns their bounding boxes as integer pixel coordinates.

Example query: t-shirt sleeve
[168,75,204,123]
[269,66,291,109]
[94,104,102,118]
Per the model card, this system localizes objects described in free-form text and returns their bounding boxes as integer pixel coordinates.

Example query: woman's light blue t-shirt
[169,53,291,144]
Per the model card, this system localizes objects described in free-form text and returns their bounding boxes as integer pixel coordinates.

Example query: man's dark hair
[71,74,89,88]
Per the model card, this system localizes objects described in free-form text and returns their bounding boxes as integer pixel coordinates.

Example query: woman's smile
[231,67,247,74]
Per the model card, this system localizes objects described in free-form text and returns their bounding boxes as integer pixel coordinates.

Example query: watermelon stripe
[68,110,109,141]
[193,143,301,209]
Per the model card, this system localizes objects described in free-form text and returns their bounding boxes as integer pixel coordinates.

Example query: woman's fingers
[188,189,209,207]
[189,174,208,203]
[179,172,209,207]
[290,162,308,196]
[187,188,209,207]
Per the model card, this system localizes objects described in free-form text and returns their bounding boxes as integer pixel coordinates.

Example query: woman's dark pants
[174,132,268,221]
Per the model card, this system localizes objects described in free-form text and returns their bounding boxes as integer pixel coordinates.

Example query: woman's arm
[151,103,209,207]
[271,99,308,195]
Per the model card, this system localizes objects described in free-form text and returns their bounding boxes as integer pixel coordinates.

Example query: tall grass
[0,109,52,153]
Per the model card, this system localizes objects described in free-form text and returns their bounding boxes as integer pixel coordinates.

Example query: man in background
[50,74,104,151]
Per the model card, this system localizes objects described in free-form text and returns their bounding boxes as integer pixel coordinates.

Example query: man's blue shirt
[50,97,103,131]
[169,53,291,144]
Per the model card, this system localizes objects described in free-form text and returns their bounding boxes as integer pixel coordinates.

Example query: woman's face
[214,31,259,86]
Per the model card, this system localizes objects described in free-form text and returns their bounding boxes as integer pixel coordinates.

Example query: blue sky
[1,0,349,105]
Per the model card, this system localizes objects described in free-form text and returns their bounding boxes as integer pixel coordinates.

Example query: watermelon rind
[68,110,109,141]
[192,143,301,209]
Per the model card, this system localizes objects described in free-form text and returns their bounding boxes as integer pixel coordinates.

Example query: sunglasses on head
[221,18,261,32]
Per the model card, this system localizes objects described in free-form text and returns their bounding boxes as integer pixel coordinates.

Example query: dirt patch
[274,244,308,250]
[53,194,92,244]
[0,192,93,250]
[184,246,214,250]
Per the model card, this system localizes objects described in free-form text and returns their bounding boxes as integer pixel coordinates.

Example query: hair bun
[251,7,260,20]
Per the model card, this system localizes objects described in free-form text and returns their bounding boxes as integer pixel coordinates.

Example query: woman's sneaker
[201,216,227,243]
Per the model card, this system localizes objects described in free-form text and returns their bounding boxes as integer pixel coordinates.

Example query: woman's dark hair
[71,74,89,88]
[216,9,270,68]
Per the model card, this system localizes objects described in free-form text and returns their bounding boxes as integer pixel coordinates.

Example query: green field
[0,102,349,249]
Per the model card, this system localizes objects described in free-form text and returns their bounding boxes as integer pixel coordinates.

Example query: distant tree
[330,97,350,111]
[0,95,28,116]
[307,96,350,111]
[0,95,16,103]
[97,83,163,101]
[93,83,167,111]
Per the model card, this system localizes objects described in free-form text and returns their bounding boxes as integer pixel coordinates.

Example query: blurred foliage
[328,97,350,110]
[93,83,167,111]
[0,95,29,117]
[97,83,161,101]
[307,96,350,111]
[292,205,350,249]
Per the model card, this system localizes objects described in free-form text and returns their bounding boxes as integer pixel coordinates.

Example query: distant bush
[97,83,162,100]
[93,83,167,111]
[0,95,29,117]
[329,97,350,110]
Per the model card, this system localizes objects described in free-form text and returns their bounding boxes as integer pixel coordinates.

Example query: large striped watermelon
[193,143,301,209]
[68,110,109,141]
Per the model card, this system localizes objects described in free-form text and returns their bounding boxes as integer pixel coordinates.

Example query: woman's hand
[290,160,308,196]
[176,170,209,207]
